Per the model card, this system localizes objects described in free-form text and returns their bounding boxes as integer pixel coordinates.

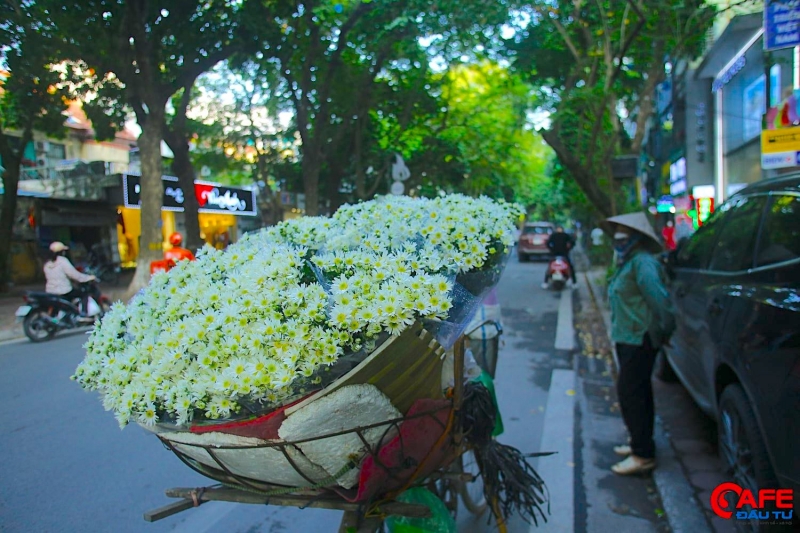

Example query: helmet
[168,232,183,246]
[49,241,69,253]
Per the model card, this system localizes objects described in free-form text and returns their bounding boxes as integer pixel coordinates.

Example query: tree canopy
[506,0,730,218]
[0,0,71,288]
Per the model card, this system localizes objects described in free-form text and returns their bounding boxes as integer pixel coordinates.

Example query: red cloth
[189,393,316,440]
[347,398,453,503]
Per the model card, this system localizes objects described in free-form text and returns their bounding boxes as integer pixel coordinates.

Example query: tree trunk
[166,134,203,252]
[302,146,321,216]
[541,129,614,220]
[0,149,23,291]
[127,109,166,296]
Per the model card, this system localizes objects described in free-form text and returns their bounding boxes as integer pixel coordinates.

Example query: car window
[676,203,728,269]
[523,226,550,235]
[708,195,766,272]
[755,194,800,267]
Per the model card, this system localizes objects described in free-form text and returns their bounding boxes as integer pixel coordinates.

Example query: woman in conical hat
[605,212,676,475]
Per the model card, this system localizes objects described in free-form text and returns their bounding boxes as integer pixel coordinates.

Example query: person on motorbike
[44,241,96,321]
[542,226,577,288]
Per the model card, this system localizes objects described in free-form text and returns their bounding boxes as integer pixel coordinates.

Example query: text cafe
[116,174,257,265]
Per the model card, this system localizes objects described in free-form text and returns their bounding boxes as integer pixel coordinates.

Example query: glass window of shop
[722,39,794,187]
[115,208,240,266]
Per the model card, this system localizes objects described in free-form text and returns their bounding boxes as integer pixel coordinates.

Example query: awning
[39,199,118,227]
[695,13,764,79]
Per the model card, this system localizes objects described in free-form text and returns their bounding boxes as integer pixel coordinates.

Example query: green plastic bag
[384,488,456,533]
[474,371,504,437]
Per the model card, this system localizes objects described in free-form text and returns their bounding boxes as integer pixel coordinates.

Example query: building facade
[643,6,800,239]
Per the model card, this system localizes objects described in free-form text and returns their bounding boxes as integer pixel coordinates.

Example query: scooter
[15,281,111,342]
[544,256,572,291]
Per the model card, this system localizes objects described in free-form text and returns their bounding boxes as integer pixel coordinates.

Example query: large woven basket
[153,322,451,494]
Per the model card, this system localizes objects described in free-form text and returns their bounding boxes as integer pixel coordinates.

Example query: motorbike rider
[164,232,196,263]
[542,226,577,288]
[44,241,96,321]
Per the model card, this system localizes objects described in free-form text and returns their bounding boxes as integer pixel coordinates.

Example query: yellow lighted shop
[116,207,237,266]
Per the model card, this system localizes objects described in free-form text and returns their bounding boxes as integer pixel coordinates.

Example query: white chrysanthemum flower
[73,194,520,426]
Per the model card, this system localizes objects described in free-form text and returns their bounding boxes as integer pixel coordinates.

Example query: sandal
[611,455,656,475]
[613,444,632,456]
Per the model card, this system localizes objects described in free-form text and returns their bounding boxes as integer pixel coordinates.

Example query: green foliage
[0,2,69,140]
[506,0,724,218]
[0,0,72,287]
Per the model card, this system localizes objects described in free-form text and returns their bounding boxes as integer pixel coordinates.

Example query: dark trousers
[544,252,577,283]
[615,334,658,459]
[61,288,88,316]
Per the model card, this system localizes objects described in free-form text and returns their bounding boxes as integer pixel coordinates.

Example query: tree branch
[534,6,581,61]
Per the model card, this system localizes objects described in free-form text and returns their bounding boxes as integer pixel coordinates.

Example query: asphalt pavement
[0,255,576,532]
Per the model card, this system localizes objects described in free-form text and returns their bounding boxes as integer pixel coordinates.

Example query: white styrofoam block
[441,347,483,390]
[278,384,401,488]
[156,430,329,487]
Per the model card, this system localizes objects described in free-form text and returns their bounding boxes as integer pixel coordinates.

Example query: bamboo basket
[153,321,449,490]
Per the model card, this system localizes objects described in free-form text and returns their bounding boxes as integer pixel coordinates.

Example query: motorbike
[15,281,111,342]
[78,249,121,285]
[544,256,572,291]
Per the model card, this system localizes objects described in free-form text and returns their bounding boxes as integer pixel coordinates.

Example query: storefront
[697,10,799,203]
[116,174,258,265]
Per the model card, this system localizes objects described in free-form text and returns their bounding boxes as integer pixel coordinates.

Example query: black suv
[664,175,800,502]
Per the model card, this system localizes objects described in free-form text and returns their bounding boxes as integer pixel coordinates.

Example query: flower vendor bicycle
[143,326,545,533]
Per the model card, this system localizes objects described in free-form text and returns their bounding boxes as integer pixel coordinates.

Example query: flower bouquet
[73,194,521,496]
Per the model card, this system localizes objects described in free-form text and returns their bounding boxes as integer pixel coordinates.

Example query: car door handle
[707,299,723,316]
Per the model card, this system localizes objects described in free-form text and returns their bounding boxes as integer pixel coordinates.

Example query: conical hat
[605,212,663,253]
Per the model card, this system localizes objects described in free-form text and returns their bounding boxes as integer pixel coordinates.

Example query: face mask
[614,233,640,256]
[613,232,630,253]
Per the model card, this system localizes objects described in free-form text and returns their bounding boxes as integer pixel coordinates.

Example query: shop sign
[761,125,800,168]
[761,151,798,169]
[712,56,746,92]
[656,196,674,213]
[123,175,256,216]
[697,197,715,225]
[765,1,800,51]
[692,185,715,199]
[669,157,687,196]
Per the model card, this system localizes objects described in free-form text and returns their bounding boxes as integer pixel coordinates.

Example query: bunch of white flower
[73,241,451,428]
[328,194,524,274]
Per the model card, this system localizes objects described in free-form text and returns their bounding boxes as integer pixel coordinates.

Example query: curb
[582,269,712,533]
[0,328,25,343]
[535,369,576,533]
[653,417,712,533]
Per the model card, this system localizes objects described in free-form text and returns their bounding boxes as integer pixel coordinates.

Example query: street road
[0,255,569,533]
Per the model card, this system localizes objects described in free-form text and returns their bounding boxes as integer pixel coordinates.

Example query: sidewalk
[581,265,714,533]
[573,274,671,532]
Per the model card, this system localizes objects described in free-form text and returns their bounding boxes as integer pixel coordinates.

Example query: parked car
[663,175,800,509]
[517,222,554,262]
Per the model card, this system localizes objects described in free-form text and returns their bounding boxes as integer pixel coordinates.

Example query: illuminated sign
[669,157,688,196]
[697,197,715,225]
[657,196,674,213]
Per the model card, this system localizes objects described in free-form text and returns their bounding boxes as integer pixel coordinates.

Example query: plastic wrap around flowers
[73,194,522,429]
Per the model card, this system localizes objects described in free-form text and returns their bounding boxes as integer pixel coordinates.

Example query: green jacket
[608,249,676,347]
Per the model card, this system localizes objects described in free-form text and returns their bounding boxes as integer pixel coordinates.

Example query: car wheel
[518,253,527,263]
[655,349,678,382]
[718,384,778,533]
